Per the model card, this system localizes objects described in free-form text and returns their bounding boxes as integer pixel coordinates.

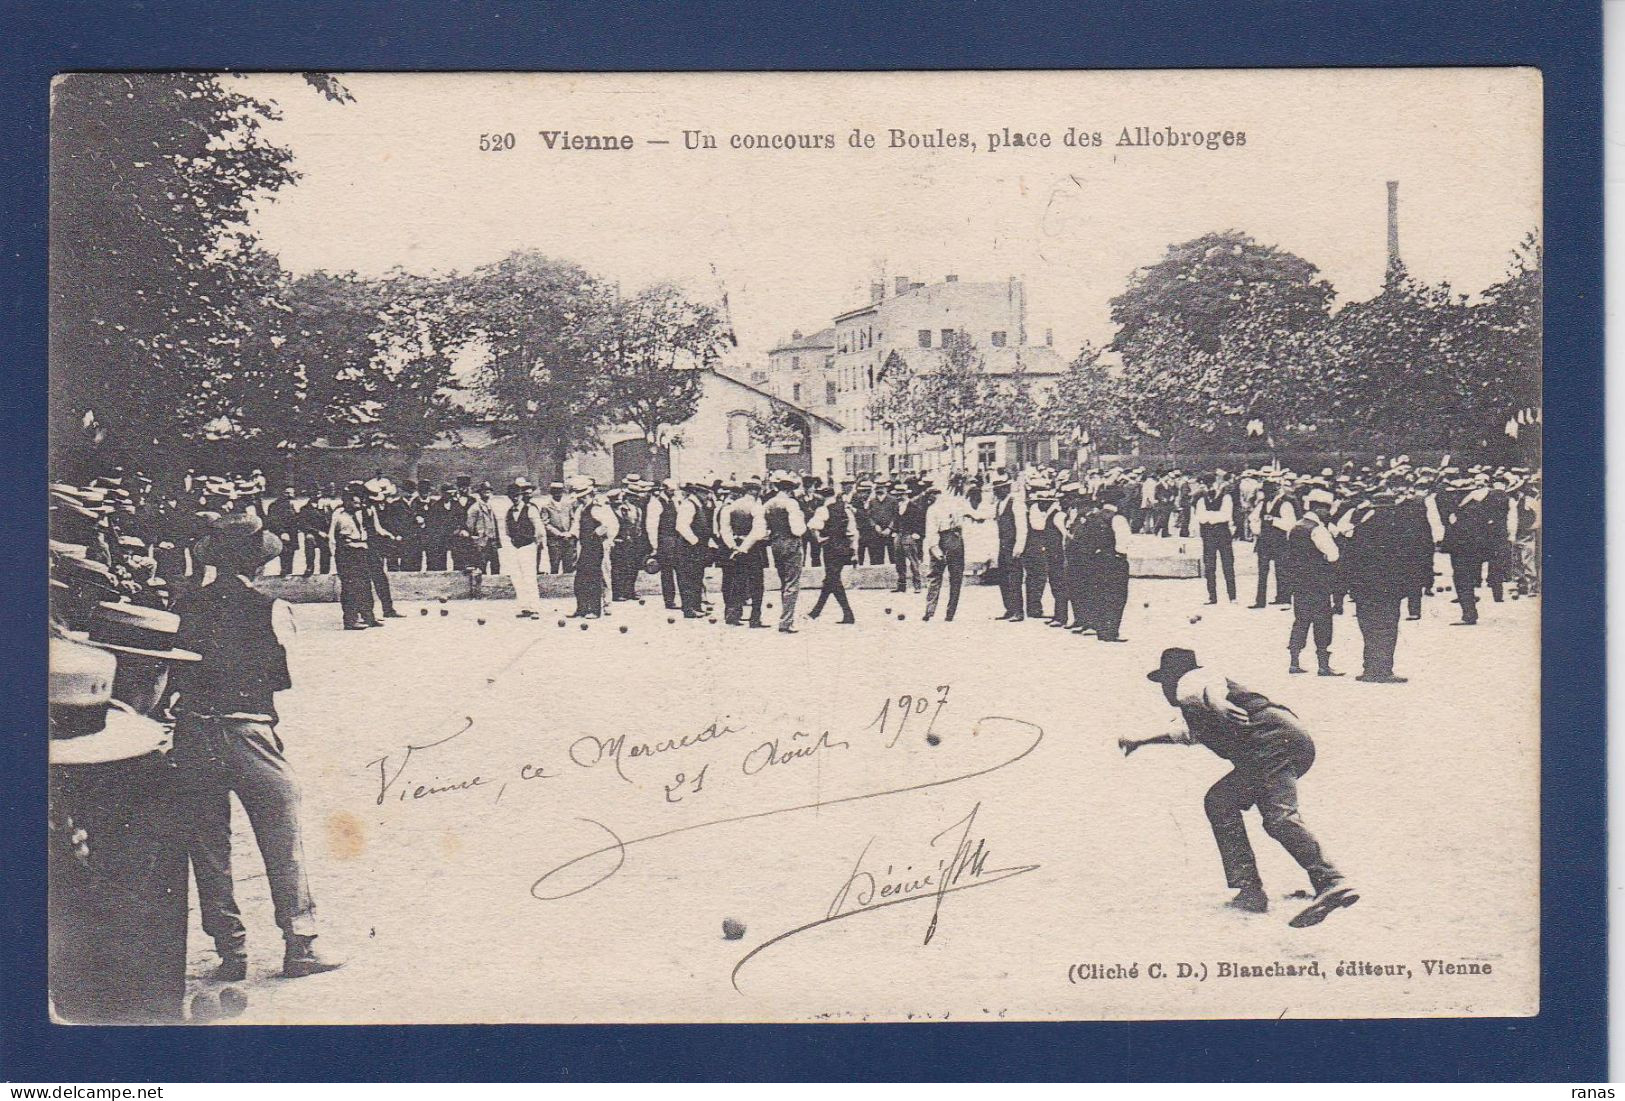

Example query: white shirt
[765,492,807,538]
[1301,513,1341,563]
[925,494,975,555]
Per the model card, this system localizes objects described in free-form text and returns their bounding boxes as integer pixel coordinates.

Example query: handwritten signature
[730,801,1040,992]
[527,716,1043,900]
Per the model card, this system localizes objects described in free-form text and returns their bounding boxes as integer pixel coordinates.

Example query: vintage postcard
[47,68,1541,1024]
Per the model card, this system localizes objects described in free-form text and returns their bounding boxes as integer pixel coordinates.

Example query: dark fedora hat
[194,513,282,570]
[1146,647,1199,686]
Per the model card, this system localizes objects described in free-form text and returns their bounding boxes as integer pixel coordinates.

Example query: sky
[239,70,1542,366]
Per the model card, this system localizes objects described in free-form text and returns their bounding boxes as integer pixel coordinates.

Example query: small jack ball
[884,607,892,615]
[619,625,628,634]
[667,617,676,624]
[580,622,589,631]
[896,613,906,621]
[926,733,941,747]
[476,618,486,626]
[637,599,646,606]
[557,619,566,628]
[1143,601,1150,609]
[419,608,429,616]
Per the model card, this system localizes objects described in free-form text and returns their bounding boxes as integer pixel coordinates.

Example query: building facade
[773,274,1069,478]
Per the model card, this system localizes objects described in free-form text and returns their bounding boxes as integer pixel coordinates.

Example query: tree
[346,271,466,479]
[871,333,1018,468]
[49,73,340,457]
[1320,264,1477,450]
[1044,343,1135,455]
[1106,232,1337,453]
[597,283,731,473]
[447,251,617,477]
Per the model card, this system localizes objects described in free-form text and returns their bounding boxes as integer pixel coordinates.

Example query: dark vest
[1178,679,1299,763]
[174,576,291,720]
[995,495,1018,548]
[764,497,799,542]
[657,496,678,546]
[1287,518,1335,595]
[578,501,605,554]
[1079,510,1115,559]
[691,496,715,543]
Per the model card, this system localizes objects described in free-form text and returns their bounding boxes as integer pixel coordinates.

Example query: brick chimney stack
[895,275,911,296]
[1386,180,1400,280]
[870,281,884,304]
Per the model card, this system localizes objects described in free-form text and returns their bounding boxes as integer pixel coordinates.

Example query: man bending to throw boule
[1122,647,1359,928]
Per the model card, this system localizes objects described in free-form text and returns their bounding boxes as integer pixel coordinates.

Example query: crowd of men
[44,449,1540,1018]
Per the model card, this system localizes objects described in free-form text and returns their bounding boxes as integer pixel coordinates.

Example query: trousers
[1355,595,1403,676]
[771,538,802,629]
[997,544,1024,618]
[173,716,317,950]
[893,532,922,591]
[810,557,853,620]
[335,546,377,626]
[1203,714,1340,894]
[1201,527,1236,601]
[501,541,541,612]
[1288,591,1334,656]
[924,531,965,621]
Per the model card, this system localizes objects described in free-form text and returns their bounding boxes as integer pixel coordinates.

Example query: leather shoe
[282,937,344,978]
[212,955,248,982]
[1226,887,1268,914]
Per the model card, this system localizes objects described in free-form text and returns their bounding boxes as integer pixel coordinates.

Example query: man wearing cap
[264,485,303,577]
[466,482,501,574]
[807,482,858,624]
[570,476,619,618]
[673,479,711,618]
[1285,488,1344,677]
[1022,479,1063,622]
[1195,473,1238,605]
[359,486,403,618]
[300,484,337,577]
[1344,488,1410,683]
[500,478,545,619]
[645,479,683,610]
[329,484,382,629]
[1443,472,1499,625]
[1121,647,1357,928]
[171,515,342,979]
[763,473,808,632]
[992,473,1027,621]
[923,475,979,623]
[541,481,579,574]
[610,477,652,602]
[383,481,424,572]
[1250,475,1297,609]
[718,478,769,627]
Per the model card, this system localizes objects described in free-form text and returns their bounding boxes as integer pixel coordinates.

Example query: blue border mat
[0,0,1603,1081]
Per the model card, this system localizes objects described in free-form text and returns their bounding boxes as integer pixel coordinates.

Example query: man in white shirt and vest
[992,472,1027,621]
[1195,472,1238,604]
[762,472,807,633]
[1285,488,1345,677]
[1250,474,1298,608]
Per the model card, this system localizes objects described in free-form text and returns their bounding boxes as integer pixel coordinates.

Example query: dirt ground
[182,544,1540,1024]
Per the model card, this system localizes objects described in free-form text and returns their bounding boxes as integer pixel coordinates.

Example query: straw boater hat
[85,602,200,663]
[49,636,171,765]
